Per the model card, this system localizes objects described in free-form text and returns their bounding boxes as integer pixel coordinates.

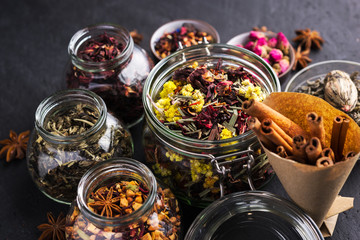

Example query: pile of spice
[296,70,360,124]
[151,60,266,140]
[154,23,214,59]
[236,30,291,76]
[67,33,151,125]
[27,103,133,202]
[65,180,181,240]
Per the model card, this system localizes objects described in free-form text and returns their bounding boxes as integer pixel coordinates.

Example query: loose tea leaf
[28,103,133,202]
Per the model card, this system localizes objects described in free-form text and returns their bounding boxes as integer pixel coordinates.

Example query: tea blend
[28,103,133,203]
[66,180,181,240]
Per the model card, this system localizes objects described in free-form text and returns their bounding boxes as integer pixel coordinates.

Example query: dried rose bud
[272,63,281,76]
[256,37,267,47]
[276,32,290,55]
[263,58,271,64]
[253,45,267,58]
[236,44,244,48]
[249,31,265,40]
[279,58,290,74]
[269,49,283,62]
[244,41,254,50]
[267,37,277,48]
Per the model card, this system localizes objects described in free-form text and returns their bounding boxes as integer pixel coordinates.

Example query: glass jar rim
[185,190,323,240]
[76,158,157,227]
[143,43,280,146]
[35,89,107,143]
[68,23,134,71]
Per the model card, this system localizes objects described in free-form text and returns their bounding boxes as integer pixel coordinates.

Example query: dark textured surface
[0,0,360,239]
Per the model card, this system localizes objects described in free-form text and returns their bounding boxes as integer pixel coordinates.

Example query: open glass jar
[185,191,324,240]
[27,89,133,204]
[142,44,281,207]
[66,24,154,127]
[65,158,181,240]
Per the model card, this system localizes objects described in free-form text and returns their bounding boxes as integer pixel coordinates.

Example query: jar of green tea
[66,23,154,128]
[27,89,134,204]
[142,44,281,207]
[65,158,181,240]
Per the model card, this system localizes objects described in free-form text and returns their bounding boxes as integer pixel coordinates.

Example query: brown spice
[130,29,143,45]
[293,28,324,50]
[0,130,30,162]
[37,212,66,240]
[292,46,312,70]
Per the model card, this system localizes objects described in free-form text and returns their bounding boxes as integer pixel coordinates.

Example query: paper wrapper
[258,92,360,228]
[264,145,358,226]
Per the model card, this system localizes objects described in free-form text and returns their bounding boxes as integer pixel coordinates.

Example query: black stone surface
[1,0,360,239]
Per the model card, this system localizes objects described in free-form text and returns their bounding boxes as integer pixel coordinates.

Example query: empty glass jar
[27,89,133,204]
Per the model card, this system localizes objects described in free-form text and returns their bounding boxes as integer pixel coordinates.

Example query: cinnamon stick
[320,148,335,162]
[344,151,356,161]
[242,99,307,138]
[292,135,307,164]
[305,137,323,165]
[330,116,343,161]
[276,146,288,158]
[260,125,293,154]
[247,117,275,150]
[262,118,293,146]
[338,117,350,160]
[306,112,325,148]
[316,157,334,167]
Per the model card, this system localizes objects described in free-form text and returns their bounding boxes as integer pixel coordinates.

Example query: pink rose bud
[256,37,267,47]
[267,37,277,48]
[269,49,283,62]
[236,44,244,48]
[279,58,290,74]
[253,45,266,57]
[249,31,265,40]
[272,63,281,76]
[244,41,254,50]
[263,58,271,64]
[276,32,290,54]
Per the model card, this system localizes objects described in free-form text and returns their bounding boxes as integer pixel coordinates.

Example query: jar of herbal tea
[65,158,181,240]
[142,44,281,207]
[27,89,134,204]
[66,24,154,128]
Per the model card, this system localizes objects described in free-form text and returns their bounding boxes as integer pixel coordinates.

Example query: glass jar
[185,191,324,240]
[142,44,281,207]
[27,89,134,204]
[65,158,181,240]
[66,24,154,128]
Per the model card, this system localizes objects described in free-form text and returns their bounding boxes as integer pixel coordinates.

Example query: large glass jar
[66,24,154,128]
[185,191,323,240]
[27,89,133,204]
[65,158,181,240]
[142,44,281,207]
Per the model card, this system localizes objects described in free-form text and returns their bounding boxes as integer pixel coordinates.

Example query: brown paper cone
[264,145,359,226]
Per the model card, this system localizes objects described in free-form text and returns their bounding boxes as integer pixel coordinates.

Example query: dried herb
[28,103,133,203]
[293,28,324,50]
[78,33,124,62]
[37,212,65,240]
[292,46,312,70]
[0,130,30,162]
[66,182,180,240]
[152,60,266,140]
[154,23,214,59]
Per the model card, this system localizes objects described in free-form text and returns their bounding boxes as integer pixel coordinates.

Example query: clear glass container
[185,191,324,240]
[65,158,181,240]
[66,24,154,128]
[27,89,134,204]
[142,44,281,207]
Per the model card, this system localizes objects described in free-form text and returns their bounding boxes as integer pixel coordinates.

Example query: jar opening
[77,158,157,227]
[35,89,107,144]
[68,24,134,71]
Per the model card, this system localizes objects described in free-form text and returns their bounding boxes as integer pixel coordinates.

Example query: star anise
[0,130,30,162]
[293,46,312,70]
[37,212,65,240]
[88,186,122,217]
[293,28,324,50]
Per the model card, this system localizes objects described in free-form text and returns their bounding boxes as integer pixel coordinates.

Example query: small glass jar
[142,44,281,207]
[27,89,134,204]
[65,158,181,240]
[185,191,324,240]
[66,24,154,128]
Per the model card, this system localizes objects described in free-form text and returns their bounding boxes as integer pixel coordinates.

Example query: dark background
[1,0,360,239]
